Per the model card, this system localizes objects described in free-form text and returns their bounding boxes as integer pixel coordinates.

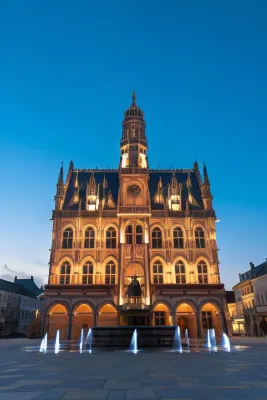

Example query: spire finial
[203,161,210,185]
[132,91,136,105]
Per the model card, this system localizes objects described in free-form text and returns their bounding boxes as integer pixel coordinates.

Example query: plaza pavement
[0,337,267,400]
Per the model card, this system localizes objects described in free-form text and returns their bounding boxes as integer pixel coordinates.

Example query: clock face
[127,184,141,197]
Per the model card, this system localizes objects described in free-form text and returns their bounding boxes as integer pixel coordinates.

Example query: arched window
[136,225,143,244]
[153,260,163,284]
[106,227,116,249]
[126,225,133,245]
[60,261,71,284]
[197,261,208,284]
[105,261,116,284]
[62,228,73,249]
[195,227,205,248]
[84,228,95,248]
[175,261,186,284]
[82,261,94,284]
[173,227,184,249]
[152,228,162,249]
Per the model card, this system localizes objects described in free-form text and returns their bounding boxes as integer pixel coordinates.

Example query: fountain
[55,330,60,354]
[173,326,182,353]
[206,329,211,349]
[185,328,190,348]
[79,328,84,353]
[222,332,231,351]
[210,328,217,350]
[39,333,47,353]
[85,328,93,353]
[129,329,138,353]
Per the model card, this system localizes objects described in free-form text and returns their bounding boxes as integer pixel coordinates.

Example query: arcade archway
[175,303,197,338]
[98,304,118,327]
[152,303,172,326]
[200,302,223,338]
[47,304,68,340]
[72,304,94,340]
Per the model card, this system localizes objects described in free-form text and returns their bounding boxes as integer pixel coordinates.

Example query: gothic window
[195,227,205,248]
[106,227,116,248]
[198,261,208,284]
[175,261,186,284]
[60,261,71,284]
[84,227,95,248]
[82,261,94,284]
[173,227,184,249]
[126,225,133,245]
[155,311,165,326]
[202,311,213,329]
[62,227,73,249]
[136,225,143,244]
[153,260,163,284]
[152,227,162,248]
[105,261,116,284]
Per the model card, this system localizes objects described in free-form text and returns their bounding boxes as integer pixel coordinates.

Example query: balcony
[121,296,147,310]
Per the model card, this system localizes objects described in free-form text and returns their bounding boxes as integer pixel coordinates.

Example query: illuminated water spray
[129,329,138,353]
[39,333,47,353]
[55,330,60,354]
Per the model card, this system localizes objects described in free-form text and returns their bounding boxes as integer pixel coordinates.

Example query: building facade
[233,261,267,336]
[0,277,40,338]
[41,93,228,340]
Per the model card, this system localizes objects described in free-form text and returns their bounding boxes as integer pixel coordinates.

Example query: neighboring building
[41,93,228,340]
[233,261,267,336]
[225,290,243,336]
[0,277,41,337]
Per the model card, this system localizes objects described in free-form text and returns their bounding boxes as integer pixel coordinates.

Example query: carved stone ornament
[127,184,141,197]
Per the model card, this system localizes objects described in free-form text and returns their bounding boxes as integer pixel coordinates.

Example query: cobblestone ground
[0,337,267,400]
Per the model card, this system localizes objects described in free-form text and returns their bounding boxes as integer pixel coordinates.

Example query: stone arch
[82,223,97,235]
[46,303,69,340]
[152,301,172,326]
[199,299,225,338]
[72,303,94,340]
[175,301,198,338]
[97,303,118,327]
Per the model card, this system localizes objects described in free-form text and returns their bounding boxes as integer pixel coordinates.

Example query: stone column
[94,312,98,327]
[196,311,202,339]
[41,313,46,336]
[67,313,73,340]
[220,311,228,335]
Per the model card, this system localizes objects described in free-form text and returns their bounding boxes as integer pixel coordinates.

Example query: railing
[120,168,148,175]
[118,206,150,214]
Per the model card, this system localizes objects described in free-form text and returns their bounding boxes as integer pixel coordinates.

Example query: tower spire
[201,161,213,210]
[203,161,210,185]
[55,163,65,209]
[132,91,136,105]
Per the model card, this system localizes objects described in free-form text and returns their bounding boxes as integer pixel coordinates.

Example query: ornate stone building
[41,93,227,340]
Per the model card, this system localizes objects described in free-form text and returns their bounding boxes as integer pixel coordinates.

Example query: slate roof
[0,279,39,299]
[15,278,42,297]
[63,169,204,211]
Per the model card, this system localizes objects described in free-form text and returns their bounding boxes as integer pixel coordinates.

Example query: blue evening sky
[0,1,266,289]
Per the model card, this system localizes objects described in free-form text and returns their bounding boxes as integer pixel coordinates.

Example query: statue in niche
[127,275,142,297]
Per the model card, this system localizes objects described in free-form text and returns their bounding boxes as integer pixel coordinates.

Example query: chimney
[14,276,17,282]
[31,276,33,281]
[249,262,255,269]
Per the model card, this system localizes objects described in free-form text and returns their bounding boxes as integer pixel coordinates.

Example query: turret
[54,163,65,210]
[201,162,213,210]
[120,92,148,170]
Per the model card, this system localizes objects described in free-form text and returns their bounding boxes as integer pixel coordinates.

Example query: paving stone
[108,389,126,400]
[62,390,109,399]
[34,391,67,399]
[126,389,158,399]
[0,392,42,400]
[155,389,205,399]
[104,379,142,389]
[142,379,178,389]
